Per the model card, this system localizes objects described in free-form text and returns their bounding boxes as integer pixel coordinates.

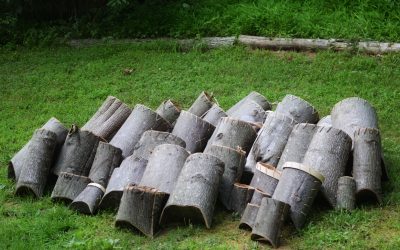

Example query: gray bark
[160,153,224,228]
[110,104,171,158]
[70,183,105,215]
[317,115,332,127]
[156,99,181,125]
[139,144,190,194]
[250,188,271,205]
[187,91,214,117]
[249,162,281,196]
[239,203,259,230]
[229,183,255,215]
[229,100,267,129]
[275,94,319,124]
[171,111,215,153]
[201,104,227,127]
[227,91,271,115]
[302,126,352,207]
[51,172,91,203]
[336,176,356,210]
[15,129,57,198]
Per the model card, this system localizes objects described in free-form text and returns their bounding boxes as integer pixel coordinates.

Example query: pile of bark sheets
[9,91,387,247]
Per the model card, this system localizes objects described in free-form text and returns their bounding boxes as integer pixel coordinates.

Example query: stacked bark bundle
[8,92,386,247]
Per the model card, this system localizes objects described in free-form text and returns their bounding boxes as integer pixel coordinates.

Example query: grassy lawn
[0,42,399,249]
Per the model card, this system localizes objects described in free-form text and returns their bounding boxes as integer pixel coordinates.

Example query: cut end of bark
[99,191,123,210]
[356,189,382,205]
[70,201,92,215]
[15,185,39,198]
[8,161,16,180]
[250,234,279,248]
[161,205,211,229]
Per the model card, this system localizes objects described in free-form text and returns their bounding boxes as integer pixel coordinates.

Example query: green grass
[0,42,399,249]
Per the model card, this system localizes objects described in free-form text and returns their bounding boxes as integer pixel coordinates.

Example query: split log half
[15,129,57,198]
[229,100,267,129]
[227,91,271,115]
[110,104,171,158]
[249,162,281,196]
[51,172,91,203]
[336,176,356,210]
[275,94,319,124]
[88,142,123,187]
[204,145,246,210]
[139,144,190,194]
[317,115,332,127]
[276,123,317,171]
[156,99,181,125]
[250,188,271,206]
[171,111,215,153]
[239,203,259,231]
[160,153,224,228]
[272,162,324,230]
[187,91,214,117]
[251,197,290,248]
[302,126,352,207]
[115,185,168,237]
[201,104,227,127]
[52,125,104,176]
[229,183,255,215]
[70,183,105,215]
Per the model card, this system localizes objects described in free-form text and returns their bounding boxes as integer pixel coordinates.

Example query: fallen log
[156,99,181,125]
[201,104,227,127]
[226,91,271,115]
[160,153,224,228]
[272,162,324,230]
[70,183,105,214]
[171,111,215,153]
[187,91,214,117]
[239,203,259,230]
[275,94,319,124]
[336,176,356,210]
[302,126,352,207]
[229,100,267,129]
[251,197,290,248]
[317,115,332,127]
[51,172,91,203]
[249,162,281,196]
[139,144,190,194]
[229,183,255,215]
[15,129,57,198]
[110,104,171,158]
[115,185,168,237]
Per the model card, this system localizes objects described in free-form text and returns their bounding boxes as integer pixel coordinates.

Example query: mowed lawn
[0,42,399,249]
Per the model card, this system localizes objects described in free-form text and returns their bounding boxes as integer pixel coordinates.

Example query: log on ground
[201,104,227,127]
[70,183,105,215]
[226,91,271,115]
[274,94,319,124]
[187,91,214,117]
[51,172,91,203]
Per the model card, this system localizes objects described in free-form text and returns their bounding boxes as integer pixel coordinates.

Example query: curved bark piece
[245,113,297,174]
[99,156,148,210]
[156,99,181,125]
[110,104,171,158]
[204,145,246,209]
[9,117,68,181]
[275,94,319,124]
[82,96,132,140]
[70,183,105,215]
[249,162,281,196]
[187,91,214,117]
[51,172,91,203]
[15,129,57,198]
[115,185,168,237]
[353,127,382,204]
[171,111,215,153]
[317,115,332,127]
[88,142,122,187]
[139,144,190,194]
[239,203,259,230]
[276,123,317,171]
[201,104,227,127]
[251,197,290,248]
[160,153,224,228]
[229,100,267,129]
[52,125,104,176]
[331,97,378,141]
[205,117,257,153]
[227,91,271,115]
[131,130,186,161]
[229,183,255,215]
[302,126,352,207]
[250,188,271,205]
[272,162,324,230]
[336,176,356,210]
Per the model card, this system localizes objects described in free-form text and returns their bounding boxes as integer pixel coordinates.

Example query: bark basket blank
[15,129,57,198]
[51,172,91,203]
[160,153,224,228]
[302,126,352,207]
[156,99,181,125]
[110,104,171,158]
[229,183,255,215]
[336,176,356,210]
[275,94,319,124]
[70,183,105,214]
[317,115,332,127]
[229,100,267,128]
[239,203,260,230]
[201,104,227,127]
[227,91,271,115]
[249,162,281,196]
[187,91,214,117]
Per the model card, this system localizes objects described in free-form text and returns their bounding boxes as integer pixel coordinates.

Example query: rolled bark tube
[70,183,105,215]
[82,96,132,140]
[99,156,148,210]
[302,126,352,207]
[131,130,186,161]
[171,111,215,153]
[187,91,214,117]
[239,203,259,230]
[88,142,122,187]
[201,104,227,127]
[160,153,224,228]
[317,115,332,127]
[52,125,104,176]
[250,188,271,205]
[249,162,281,196]
[110,104,171,158]
[115,185,168,237]
[227,91,271,115]
[245,113,297,174]
[229,100,267,128]
[276,123,317,171]
[139,144,190,194]
[9,117,68,181]
[229,183,255,215]
[204,145,246,210]
[272,162,324,230]
[205,117,257,153]
[336,176,356,210]
[251,197,290,248]
[156,99,181,125]
[15,129,57,198]
[353,127,382,204]
[51,172,91,203]
[274,94,319,124]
